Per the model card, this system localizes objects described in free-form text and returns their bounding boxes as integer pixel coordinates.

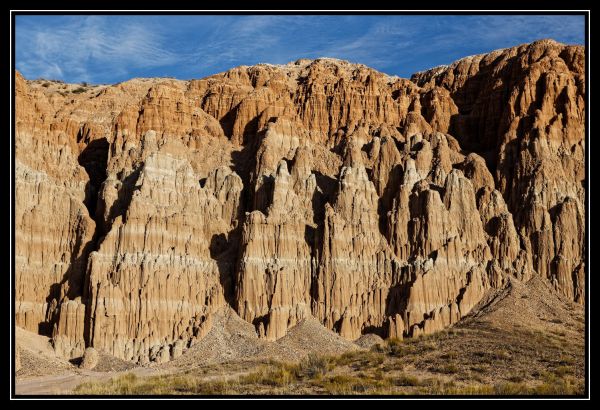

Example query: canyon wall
[14,39,585,362]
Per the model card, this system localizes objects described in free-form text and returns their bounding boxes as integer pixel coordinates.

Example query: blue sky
[15,15,585,84]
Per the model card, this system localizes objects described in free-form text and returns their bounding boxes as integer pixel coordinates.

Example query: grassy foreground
[75,327,584,396]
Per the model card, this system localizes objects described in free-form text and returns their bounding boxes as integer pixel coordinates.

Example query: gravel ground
[15,328,77,380]
[275,317,359,358]
[165,308,359,372]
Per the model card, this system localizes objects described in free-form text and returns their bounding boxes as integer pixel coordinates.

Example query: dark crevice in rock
[78,138,109,218]
[231,130,263,212]
[253,175,275,214]
[217,105,237,138]
[103,167,142,231]
[377,164,403,239]
[42,139,111,344]
[313,172,337,215]
[211,226,242,308]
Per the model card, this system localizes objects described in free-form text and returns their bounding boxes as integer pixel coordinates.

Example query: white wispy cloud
[312,20,416,68]
[15,15,584,83]
[16,16,179,82]
[182,15,299,70]
[181,14,583,78]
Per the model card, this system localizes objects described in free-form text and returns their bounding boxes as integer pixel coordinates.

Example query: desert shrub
[240,361,300,386]
[382,360,404,372]
[490,373,583,396]
[422,341,438,351]
[469,364,488,373]
[442,385,495,395]
[437,363,459,374]
[553,365,574,377]
[490,350,511,361]
[470,374,485,383]
[320,374,392,395]
[75,372,239,395]
[250,367,294,386]
[75,373,139,395]
[332,350,365,365]
[72,87,86,94]
[440,351,458,360]
[534,376,583,395]
[557,354,576,365]
[494,382,537,395]
[393,373,422,386]
[387,339,410,357]
[334,349,385,368]
[298,354,329,378]
[359,352,384,367]
[72,370,584,396]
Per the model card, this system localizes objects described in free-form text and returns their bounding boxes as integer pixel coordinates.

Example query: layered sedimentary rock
[314,135,400,340]
[86,141,242,362]
[412,39,585,301]
[15,39,585,362]
[235,120,320,339]
[15,72,97,340]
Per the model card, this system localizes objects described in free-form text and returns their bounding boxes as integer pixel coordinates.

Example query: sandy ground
[15,367,161,395]
[14,308,359,395]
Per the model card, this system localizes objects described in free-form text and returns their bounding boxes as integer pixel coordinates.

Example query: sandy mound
[93,353,138,372]
[355,333,385,349]
[461,276,584,333]
[15,327,76,379]
[15,327,139,379]
[275,317,359,357]
[165,308,359,369]
[165,308,271,369]
[16,327,56,355]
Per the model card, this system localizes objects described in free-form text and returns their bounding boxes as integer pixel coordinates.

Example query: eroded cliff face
[15,39,585,362]
[412,40,585,301]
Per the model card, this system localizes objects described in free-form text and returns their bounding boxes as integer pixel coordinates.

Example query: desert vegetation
[74,328,584,396]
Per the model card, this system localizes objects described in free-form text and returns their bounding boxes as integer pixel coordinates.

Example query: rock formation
[412,39,585,301]
[79,347,99,370]
[14,39,585,363]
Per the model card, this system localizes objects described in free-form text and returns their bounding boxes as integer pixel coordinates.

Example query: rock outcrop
[14,39,585,363]
[79,347,99,370]
[314,135,400,340]
[86,143,242,362]
[412,39,585,301]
